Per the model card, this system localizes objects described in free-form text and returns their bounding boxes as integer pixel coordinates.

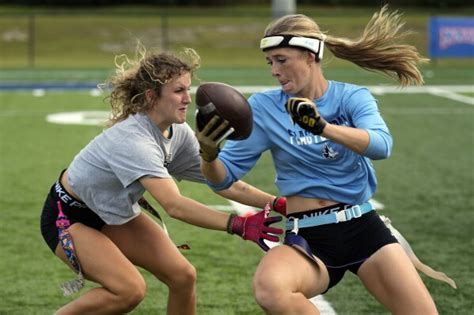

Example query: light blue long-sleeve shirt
[209,80,392,205]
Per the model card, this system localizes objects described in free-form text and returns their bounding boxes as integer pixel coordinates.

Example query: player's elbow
[165,204,185,220]
[364,143,392,160]
[368,149,391,160]
[162,198,186,220]
[364,129,392,160]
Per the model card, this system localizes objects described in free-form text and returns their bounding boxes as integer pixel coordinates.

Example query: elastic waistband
[51,170,86,209]
[286,203,351,219]
[286,202,374,232]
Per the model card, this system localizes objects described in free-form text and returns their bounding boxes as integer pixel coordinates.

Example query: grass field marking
[36,107,471,127]
[425,87,474,105]
[369,198,385,210]
[232,85,474,105]
[309,296,338,315]
[46,111,109,125]
[0,83,474,97]
[227,199,337,315]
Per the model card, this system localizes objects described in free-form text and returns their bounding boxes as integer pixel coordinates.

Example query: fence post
[28,13,35,68]
[161,13,169,51]
[272,0,295,18]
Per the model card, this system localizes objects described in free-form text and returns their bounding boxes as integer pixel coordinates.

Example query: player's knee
[118,276,147,312]
[253,272,285,310]
[167,262,196,291]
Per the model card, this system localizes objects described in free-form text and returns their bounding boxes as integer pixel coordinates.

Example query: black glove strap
[296,116,327,135]
[226,214,237,234]
[309,118,327,135]
[199,148,220,162]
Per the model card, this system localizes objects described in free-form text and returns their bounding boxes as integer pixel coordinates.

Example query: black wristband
[226,214,236,234]
[199,148,220,162]
[272,197,278,210]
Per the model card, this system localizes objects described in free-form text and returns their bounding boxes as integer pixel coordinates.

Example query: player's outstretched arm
[140,176,282,250]
[217,180,273,207]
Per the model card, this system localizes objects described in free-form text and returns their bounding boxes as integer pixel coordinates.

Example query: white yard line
[224,85,474,106]
[229,85,474,106]
[309,296,338,314]
[200,84,474,105]
[364,85,473,94]
[369,198,385,210]
[221,85,473,96]
[426,87,474,105]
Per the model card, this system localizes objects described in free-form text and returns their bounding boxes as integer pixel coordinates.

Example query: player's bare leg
[102,213,196,315]
[358,243,438,315]
[253,245,329,315]
[54,223,146,314]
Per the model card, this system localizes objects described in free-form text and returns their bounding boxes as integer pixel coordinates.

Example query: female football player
[197,5,438,315]
[40,45,282,314]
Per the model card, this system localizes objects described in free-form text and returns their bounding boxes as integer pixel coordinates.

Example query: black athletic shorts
[40,171,106,253]
[286,203,398,293]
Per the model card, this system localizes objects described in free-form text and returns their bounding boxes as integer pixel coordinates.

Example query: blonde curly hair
[101,44,200,126]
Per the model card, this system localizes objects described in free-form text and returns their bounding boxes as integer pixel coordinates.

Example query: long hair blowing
[264,5,429,86]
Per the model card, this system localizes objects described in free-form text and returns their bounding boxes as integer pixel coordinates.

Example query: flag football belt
[284,232,317,264]
[56,201,85,296]
[138,197,190,250]
[286,202,374,233]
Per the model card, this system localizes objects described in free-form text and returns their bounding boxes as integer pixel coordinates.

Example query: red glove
[227,204,283,251]
[272,197,287,216]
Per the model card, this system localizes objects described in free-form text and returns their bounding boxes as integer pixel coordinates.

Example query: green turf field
[0,85,473,314]
[1,4,473,314]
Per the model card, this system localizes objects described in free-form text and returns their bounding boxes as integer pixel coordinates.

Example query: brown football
[195,82,253,140]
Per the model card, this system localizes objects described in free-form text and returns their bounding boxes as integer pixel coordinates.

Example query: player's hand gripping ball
[195,82,253,162]
[195,82,253,140]
[286,97,327,135]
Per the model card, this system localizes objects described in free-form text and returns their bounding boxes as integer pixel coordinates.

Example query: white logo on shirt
[322,143,339,160]
[287,129,326,146]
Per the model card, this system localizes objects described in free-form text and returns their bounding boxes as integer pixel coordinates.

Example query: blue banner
[429,17,474,58]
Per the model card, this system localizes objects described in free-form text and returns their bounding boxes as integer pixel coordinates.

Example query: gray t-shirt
[67,112,205,225]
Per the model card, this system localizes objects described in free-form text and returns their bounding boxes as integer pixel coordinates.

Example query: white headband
[260,35,325,60]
